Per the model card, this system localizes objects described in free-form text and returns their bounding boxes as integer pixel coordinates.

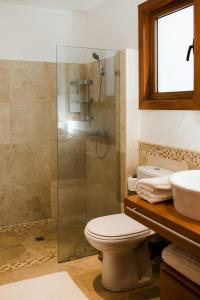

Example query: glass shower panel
[57,46,121,262]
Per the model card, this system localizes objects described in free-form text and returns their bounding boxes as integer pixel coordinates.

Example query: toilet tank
[128,165,173,193]
[137,165,173,180]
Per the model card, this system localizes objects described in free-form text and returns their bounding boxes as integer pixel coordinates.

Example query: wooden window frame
[139,0,200,110]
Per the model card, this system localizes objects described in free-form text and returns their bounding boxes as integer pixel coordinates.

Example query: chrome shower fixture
[92,52,105,76]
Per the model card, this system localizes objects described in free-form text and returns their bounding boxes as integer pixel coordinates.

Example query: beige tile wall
[0,60,57,226]
[57,63,87,229]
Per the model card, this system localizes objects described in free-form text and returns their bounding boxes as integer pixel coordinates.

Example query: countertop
[125,195,200,257]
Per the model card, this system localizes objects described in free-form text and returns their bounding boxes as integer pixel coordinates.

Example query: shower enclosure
[0,47,121,273]
[57,47,121,262]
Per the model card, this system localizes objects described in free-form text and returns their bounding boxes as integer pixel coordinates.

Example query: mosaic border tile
[0,254,57,273]
[0,219,54,233]
[59,213,88,225]
[139,141,200,166]
[0,214,88,234]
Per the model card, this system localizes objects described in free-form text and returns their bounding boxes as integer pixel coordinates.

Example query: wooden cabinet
[160,263,200,300]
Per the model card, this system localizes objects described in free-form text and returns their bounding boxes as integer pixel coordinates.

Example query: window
[157,6,194,93]
[139,0,200,110]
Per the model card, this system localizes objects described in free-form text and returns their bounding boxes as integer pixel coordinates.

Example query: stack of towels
[162,244,200,286]
[136,176,172,204]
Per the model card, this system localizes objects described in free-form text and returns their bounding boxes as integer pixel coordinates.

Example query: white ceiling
[0,0,105,12]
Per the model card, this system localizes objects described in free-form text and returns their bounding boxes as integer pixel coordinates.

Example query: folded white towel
[162,245,200,286]
[136,189,172,204]
[136,176,172,204]
[137,176,171,193]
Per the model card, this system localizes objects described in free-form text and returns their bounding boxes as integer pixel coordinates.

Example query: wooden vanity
[125,195,200,258]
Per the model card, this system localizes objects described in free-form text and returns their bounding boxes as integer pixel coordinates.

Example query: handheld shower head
[92,52,104,76]
[92,53,100,61]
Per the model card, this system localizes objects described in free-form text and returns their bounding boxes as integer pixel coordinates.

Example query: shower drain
[35,236,45,242]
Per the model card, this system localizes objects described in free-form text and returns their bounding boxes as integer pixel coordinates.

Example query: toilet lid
[86,214,149,238]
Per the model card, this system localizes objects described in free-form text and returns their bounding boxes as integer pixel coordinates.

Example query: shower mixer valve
[89,129,108,141]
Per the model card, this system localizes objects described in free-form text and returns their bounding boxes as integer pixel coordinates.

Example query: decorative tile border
[0,219,54,233]
[59,213,88,225]
[139,142,200,166]
[0,213,90,234]
[0,254,57,273]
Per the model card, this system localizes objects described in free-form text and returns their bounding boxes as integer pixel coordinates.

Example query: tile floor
[0,220,95,273]
[0,221,57,273]
[0,221,160,299]
[0,255,160,300]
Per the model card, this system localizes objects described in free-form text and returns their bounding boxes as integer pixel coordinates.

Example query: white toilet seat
[85,213,150,241]
[85,228,150,241]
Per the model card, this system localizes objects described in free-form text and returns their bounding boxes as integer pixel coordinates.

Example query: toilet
[84,166,172,292]
[85,214,154,291]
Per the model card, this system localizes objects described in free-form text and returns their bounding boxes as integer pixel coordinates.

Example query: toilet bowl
[84,213,154,292]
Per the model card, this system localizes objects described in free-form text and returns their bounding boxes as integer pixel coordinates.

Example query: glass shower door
[57,46,121,262]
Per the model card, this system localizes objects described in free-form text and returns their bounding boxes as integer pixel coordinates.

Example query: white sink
[169,170,200,221]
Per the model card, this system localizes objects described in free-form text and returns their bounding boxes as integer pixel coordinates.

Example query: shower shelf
[80,116,93,121]
[70,79,93,86]
[80,98,93,103]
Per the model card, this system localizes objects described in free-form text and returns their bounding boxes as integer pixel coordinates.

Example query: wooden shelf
[125,196,200,257]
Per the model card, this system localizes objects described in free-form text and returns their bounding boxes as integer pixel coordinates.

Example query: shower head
[92,53,104,76]
[92,53,100,61]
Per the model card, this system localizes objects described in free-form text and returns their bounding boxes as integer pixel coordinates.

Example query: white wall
[87,0,144,50]
[72,11,88,48]
[0,3,88,62]
[125,49,139,175]
[88,0,200,152]
[140,111,200,151]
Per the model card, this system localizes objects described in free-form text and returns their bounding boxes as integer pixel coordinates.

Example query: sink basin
[169,170,200,221]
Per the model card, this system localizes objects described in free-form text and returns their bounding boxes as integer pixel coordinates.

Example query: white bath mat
[0,271,88,300]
